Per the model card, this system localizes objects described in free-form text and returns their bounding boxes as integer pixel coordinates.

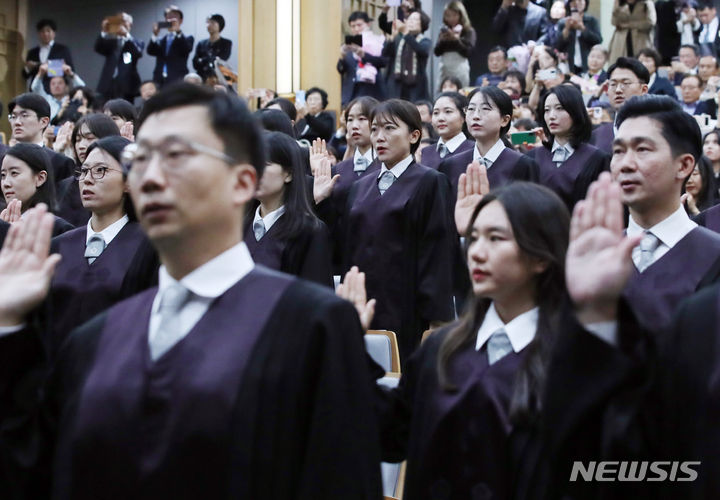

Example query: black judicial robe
[622,226,720,332]
[343,162,455,362]
[514,296,720,500]
[378,324,528,499]
[694,203,720,233]
[0,267,382,499]
[243,214,333,288]
[529,142,610,211]
[438,146,540,204]
[50,216,73,237]
[420,138,475,170]
[55,177,90,228]
[590,122,614,154]
[47,222,159,355]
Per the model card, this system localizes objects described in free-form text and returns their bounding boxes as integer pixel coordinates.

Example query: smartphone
[295,90,306,107]
[344,35,362,46]
[510,131,536,146]
[593,107,602,119]
[158,21,172,29]
[537,68,558,81]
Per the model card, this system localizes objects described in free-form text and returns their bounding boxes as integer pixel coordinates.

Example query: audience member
[265,97,297,124]
[147,5,194,86]
[192,14,232,81]
[555,0,603,75]
[385,10,432,102]
[433,1,476,88]
[492,0,550,48]
[378,0,421,35]
[703,128,720,183]
[698,54,720,99]
[22,19,74,90]
[137,80,158,110]
[51,86,96,126]
[541,0,568,47]
[655,0,698,65]
[696,0,720,56]
[674,43,701,86]
[415,100,432,123]
[498,69,527,99]
[683,155,718,215]
[95,12,145,102]
[294,87,334,143]
[31,63,85,120]
[637,47,677,98]
[338,11,388,106]
[475,46,509,87]
[608,0,657,63]
[680,74,716,117]
[439,76,463,93]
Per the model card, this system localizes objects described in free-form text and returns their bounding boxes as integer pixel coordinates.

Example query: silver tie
[84,233,106,265]
[487,329,513,365]
[552,146,569,167]
[378,171,396,195]
[253,219,266,241]
[150,283,191,360]
[437,143,449,159]
[354,156,370,173]
[480,157,492,169]
[637,231,660,273]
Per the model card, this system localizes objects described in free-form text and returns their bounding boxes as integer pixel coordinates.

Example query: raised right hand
[455,161,490,235]
[336,266,376,332]
[312,157,339,204]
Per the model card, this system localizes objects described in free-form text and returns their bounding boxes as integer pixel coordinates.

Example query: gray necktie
[354,156,370,173]
[480,156,492,169]
[85,233,106,265]
[253,219,266,241]
[438,142,449,159]
[552,145,569,167]
[637,231,661,273]
[150,283,191,360]
[487,329,513,365]
[378,171,396,195]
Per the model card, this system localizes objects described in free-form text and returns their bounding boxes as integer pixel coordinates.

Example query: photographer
[192,14,232,81]
[94,12,145,102]
[30,62,85,120]
[147,5,194,86]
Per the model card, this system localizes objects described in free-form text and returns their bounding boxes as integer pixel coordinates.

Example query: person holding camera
[30,62,85,121]
[192,14,232,82]
[95,12,145,103]
[147,5,194,86]
[555,0,603,75]
[433,1,476,89]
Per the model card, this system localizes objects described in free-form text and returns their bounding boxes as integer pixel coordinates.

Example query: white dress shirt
[30,71,86,119]
[378,154,413,180]
[86,214,129,246]
[475,302,538,352]
[699,16,719,44]
[627,205,697,271]
[472,139,506,167]
[354,147,375,171]
[147,242,255,353]
[439,132,468,154]
[677,13,701,45]
[253,205,286,233]
[38,40,55,64]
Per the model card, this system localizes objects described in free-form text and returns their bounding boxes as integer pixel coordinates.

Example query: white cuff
[0,323,26,338]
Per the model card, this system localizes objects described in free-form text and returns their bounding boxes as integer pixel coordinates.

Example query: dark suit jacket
[295,112,335,143]
[648,74,678,99]
[337,51,388,106]
[192,37,232,79]
[492,3,549,48]
[695,17,720,58]
[695,98,718,120]
[42,147,75,187]
[383,34,431,102]
[146,32,194,84]
[555,15,603,73]
[94,35,145,100]
[23,43,74,81]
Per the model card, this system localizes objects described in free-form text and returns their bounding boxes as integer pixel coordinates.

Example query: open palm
[454,161,490,235]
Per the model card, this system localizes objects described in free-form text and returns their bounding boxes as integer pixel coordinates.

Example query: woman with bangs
[529,84,609,210]
[438,86,540,206]
[319,98,455,361]
[420,91,474,170]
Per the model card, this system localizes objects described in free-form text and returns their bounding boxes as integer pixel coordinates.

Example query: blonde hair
[443,1,471,31]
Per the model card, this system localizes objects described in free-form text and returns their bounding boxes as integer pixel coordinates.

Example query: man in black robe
[0,84,382,499]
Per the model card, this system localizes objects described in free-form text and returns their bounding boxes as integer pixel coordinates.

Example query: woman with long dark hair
[683,155,718,216]
[421,91,473,170]
[0,143,73,236]
[48,136,159,355]
[530,84,609,210]
[244,131,333,287]
[375,181,570,498]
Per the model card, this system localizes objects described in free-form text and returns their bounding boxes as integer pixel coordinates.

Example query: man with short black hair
[7,93,75,184]
[192,14,232,81]
[22,19,74,90]
[696,0,720,56]
[30,62,85,120]
[147,5,194,86]
[474,46,508,87]
[0,83,382,498]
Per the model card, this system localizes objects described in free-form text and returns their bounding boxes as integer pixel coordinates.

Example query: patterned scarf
[393,34,424,85]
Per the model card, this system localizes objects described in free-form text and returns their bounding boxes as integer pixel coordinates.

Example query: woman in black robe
[244,131,333,287]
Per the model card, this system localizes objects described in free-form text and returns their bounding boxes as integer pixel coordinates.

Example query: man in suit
[7,93,75,187]
[492,0,550,48]
[638,47,679,99]
[680,74,717,118]
[555,0,603,75]
[95,12,145,102]
[0,84,382,498]
[147,5,194,86]
[192,14,232,81]
[337,11,387,106]
[22,19,74,91]
[696,0,720,57]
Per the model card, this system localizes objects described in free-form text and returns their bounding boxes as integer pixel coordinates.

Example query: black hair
[617,95,702,162]
[8,93,51,119]
[138,82,266,177]
[71,86,97,110]
[411,9,431,33]
[84,136,137,221]
[140,80,158,92]
[636,47,662,70]
[344,96,380,122]
[348,11,372,23]
[422,121,438,141]
[164,4,184,20]
[415,99,433,118]
[537,85,592,149]
[437,182,569,426]
[488,45,508,58]
[680,43,700,57]
[530,46,559,79]
[607,56,650,84]
[244,131,320,240]
[72,113,121,164]
[255,108,296,138]
[682,73,703,88]
[514,117,538,131]
[698,0,715,10]
[305,87,329,109]
[565,0,590,13]
[466,86,514,140]
[503,69,526,83]
[684,155,718,212]
[439,76,463,91]
[433,91,469,136]
[2,143,57,212]
[103,99,137,125]
[370,98,423,153]
[208,13,225,31]
[36,19,57,31]
[265,97,297,122]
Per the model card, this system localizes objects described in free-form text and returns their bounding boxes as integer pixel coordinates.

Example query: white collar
[41,40,55,49]
[157,242,255,300]
[648,72,657,88]
[551,139,575,156]
[379,154,413,179]
[627,204,697,249]
[472,139,506,164]
[86,214,129,245]
[254,204,286,232]
[475,302,538,352]
[354,147,375,165]
[702,16,719,35]
[440,132,468,154]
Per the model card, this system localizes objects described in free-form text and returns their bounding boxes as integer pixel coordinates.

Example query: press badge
[123,52,132,64]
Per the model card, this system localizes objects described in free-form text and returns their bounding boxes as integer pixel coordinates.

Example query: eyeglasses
[465,105,496,117]
[8,111,37,122]
[75,165,125,180]
[607,80,641,90]
[121,137,236,177]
